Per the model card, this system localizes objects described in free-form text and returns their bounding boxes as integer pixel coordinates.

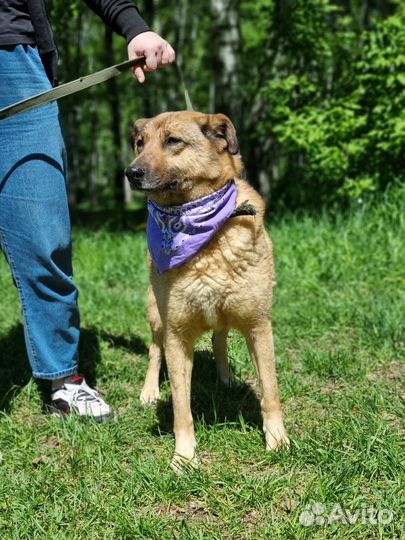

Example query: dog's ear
[130,118,150,149]
[201,113,239,155]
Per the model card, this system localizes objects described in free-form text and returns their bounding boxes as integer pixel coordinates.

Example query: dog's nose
[125,165,145,180]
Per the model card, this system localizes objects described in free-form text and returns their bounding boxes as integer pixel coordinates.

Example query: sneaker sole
[46,404,113,423]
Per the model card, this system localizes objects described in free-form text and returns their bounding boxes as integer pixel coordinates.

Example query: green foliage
[249,2,405,206]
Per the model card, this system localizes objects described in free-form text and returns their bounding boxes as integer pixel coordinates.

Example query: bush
[257,5,405,206]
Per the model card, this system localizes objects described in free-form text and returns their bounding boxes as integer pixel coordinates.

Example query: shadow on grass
[154,350,262,434]
[0,324,106,412]
[0,324,31,413]
[0,324,262,432]
[98,331,148,357]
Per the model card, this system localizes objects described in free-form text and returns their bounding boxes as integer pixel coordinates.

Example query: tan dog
[125,111,289,470]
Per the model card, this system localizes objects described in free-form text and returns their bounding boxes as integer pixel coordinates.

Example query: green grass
[0,185,404,539]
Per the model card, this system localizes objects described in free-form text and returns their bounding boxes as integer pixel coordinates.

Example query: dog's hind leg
[212,330,235,385]
[140,287,164,404]
[244,320,290,451]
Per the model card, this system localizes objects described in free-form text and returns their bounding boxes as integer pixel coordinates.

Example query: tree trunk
[210,0,241,129]
[105,27,125,207]
[141,0,155,118]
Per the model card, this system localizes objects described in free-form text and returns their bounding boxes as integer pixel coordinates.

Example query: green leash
[0,58,256,216]
[0,56,194,120]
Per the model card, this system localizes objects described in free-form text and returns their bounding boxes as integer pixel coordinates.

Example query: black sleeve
[82,0,151,42]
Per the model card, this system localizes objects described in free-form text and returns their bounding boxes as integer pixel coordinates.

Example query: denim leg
[0,45,79,379]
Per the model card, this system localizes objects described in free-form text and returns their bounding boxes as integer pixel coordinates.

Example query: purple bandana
[147,181,238,274]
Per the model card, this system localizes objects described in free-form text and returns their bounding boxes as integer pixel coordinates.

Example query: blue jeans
[0,45,79,379]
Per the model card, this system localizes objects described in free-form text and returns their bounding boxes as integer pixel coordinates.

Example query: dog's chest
[183,270,229,326]
[172,228,260,327]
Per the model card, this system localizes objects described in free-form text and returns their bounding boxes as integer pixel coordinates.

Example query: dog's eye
[136,138,144,152]
[166,136,183,146]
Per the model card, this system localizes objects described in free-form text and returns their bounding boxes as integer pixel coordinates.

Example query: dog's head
[125,111,243,204]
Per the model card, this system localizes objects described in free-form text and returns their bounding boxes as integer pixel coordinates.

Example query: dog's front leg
[244,320,290,451]
[165,333,197,471]
[141,287,164,404]
[140,334,163,404]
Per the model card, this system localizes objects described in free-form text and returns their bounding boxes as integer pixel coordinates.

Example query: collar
[147,181,238,274]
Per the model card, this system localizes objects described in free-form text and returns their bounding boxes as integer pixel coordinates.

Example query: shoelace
[68,384,102,404]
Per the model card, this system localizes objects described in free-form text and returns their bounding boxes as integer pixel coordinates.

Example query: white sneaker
[49,375,111,422]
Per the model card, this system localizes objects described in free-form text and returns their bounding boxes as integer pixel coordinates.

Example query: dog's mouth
[126,175,181,193]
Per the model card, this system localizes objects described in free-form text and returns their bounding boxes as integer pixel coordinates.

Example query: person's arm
[83,0,175,82]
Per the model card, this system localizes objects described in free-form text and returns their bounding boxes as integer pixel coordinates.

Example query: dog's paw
[264,418,290,451]
[265,429,290,452]
[170,453,199,474]
[140,386,160,405]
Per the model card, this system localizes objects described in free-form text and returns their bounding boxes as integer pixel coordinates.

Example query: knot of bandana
[147,181,238,274]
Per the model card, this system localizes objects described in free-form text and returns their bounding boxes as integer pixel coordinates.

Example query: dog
[125,111,289,470]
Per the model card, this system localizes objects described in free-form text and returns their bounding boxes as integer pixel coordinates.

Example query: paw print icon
[299,503,326,526]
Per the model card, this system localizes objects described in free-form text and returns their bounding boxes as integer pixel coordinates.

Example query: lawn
[0,185,403,540]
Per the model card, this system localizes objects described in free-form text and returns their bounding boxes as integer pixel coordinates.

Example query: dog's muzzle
[125,165,181,192]
[125,165,146,189]
[125,165,161,192]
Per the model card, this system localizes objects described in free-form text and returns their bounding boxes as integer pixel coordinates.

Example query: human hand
[127,31,176,83]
